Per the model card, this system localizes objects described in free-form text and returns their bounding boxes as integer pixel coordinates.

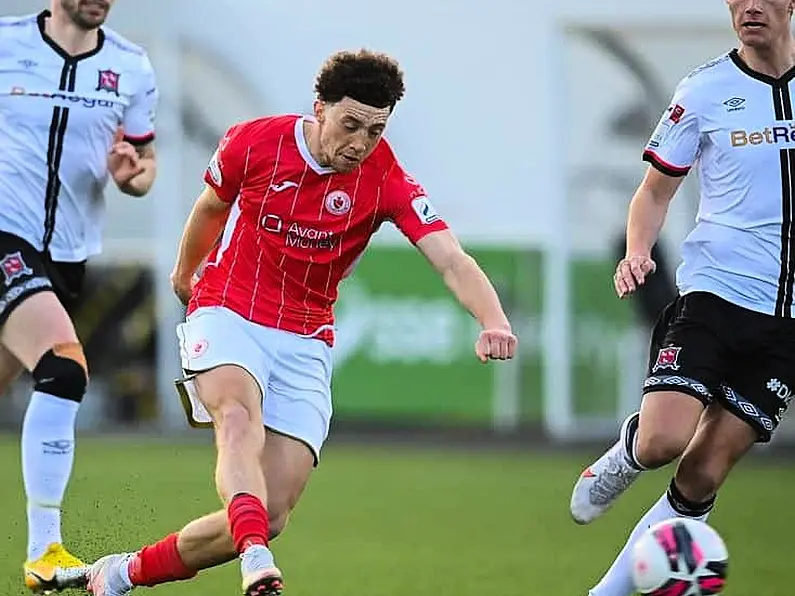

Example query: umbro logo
[270,181,298,193]
[724,97,746,112]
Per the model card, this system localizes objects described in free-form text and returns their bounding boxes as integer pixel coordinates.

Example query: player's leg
[125,326,330,594]
[585,296,772,596]
[87,308,287,596]
[171,429,317,569]
[85,428,317,596]
[0,343,25,392]
[0,238,91,593]
[86,364,276,596]
[197,364,282,593]
[570,296,715,524]
[587,402,756,596]
[7,295,86,529]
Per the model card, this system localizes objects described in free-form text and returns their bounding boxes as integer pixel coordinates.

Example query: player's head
[53,0,114,30]
[313,49,405,173]
[727,0,794,48]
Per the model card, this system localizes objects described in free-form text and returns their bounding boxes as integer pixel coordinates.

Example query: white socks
[589,484,712,596]
[21,391,79,560]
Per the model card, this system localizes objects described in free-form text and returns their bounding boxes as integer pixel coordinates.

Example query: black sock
[666,478,715,517]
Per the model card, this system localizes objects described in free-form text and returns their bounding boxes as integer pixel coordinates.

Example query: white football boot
[240,545,283,596]
[86,554,135,596]
[570,411,643,524]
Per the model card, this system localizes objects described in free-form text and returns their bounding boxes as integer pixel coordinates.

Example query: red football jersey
[188,115,448,345]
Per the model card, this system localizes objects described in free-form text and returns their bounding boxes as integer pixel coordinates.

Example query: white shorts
[175,306,333,463]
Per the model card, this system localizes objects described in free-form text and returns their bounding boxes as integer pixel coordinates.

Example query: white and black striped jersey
[0,10,157,262]
[644,50,795,318]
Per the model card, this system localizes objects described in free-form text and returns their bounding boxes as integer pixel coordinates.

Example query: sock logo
[42,440,73,455]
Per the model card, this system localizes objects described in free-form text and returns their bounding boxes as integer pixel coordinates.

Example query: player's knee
[635,429,687,468]
[214,400,252,426]
[32,342,88,403]
[213,401,261,443]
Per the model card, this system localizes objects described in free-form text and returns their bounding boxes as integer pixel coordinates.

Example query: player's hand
[170,271,196,306]
[614,255,656,298]
[108,128,145,187]
[475,327,518,363]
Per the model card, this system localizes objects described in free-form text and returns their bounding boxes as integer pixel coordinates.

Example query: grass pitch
[0,435,792,595]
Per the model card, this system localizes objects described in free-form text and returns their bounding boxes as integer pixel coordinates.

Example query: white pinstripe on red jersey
[250,134,285,321]
[189,114,448,346]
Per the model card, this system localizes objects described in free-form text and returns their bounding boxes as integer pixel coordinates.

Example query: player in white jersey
[0,1,157,592]
[569,1,795,594]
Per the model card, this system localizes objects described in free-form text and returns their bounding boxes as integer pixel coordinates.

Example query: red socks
[128,533,197,587]
[126,494,268,587]
[227,493,270,553]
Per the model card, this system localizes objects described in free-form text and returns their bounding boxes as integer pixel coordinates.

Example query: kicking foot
[86,554,135,596]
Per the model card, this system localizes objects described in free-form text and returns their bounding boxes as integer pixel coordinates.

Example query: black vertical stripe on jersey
[774,83,795,317]
[42,61,75,251]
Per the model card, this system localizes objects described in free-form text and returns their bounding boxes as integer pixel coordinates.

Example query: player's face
[59,0,114,30]
[314,97,391,173]
[727,0,794,48]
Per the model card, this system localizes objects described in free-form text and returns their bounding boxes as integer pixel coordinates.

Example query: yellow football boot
[23,543,88,594]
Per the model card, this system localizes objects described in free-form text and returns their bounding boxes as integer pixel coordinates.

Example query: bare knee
[634,391,704,468]
[635,427,688,468]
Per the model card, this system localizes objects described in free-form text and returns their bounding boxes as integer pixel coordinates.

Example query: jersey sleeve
[122,53,158,146]
[642,78,701,177]
[203,124,249,203]
[384,165,448,244]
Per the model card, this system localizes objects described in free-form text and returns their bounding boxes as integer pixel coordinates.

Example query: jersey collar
[729,48,795,87]
[37,10,105,62]
[294,117,335,176]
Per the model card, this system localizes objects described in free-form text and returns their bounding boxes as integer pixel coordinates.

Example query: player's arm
[170,124,246,304]
[617,79,700,298]
[114,52,159,197]
[417,229,512,330]
[114,140,157,197]
[170,185,231,304]
[387,170,516,361]
[625,168,683,259]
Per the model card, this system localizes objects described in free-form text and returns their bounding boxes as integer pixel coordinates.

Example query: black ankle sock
[666,478,715,517]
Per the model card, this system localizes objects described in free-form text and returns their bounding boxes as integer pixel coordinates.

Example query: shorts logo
[191,339,208,358]
[324,190,351,216]
[0,252,32,286]
[652,346,682,373]
[767,378,794,404]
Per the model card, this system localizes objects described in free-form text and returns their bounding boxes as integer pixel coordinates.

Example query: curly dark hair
[314,49,405,110]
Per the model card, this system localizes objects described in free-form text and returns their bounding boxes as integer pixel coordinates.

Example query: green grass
[0,435,793,595]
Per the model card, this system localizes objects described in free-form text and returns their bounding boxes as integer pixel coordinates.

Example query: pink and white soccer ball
[631,518,728,596]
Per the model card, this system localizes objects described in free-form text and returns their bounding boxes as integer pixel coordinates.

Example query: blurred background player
[569,0,795,594]
[80,49,517,596]
[0,0,158,591]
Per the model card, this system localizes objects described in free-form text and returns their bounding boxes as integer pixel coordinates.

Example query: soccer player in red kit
[81,49,518,596]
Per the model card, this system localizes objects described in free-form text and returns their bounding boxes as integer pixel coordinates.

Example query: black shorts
[0,231,86,325]
[643,291,795,442]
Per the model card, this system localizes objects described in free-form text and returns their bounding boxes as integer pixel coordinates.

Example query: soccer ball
[631,518,728,595]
